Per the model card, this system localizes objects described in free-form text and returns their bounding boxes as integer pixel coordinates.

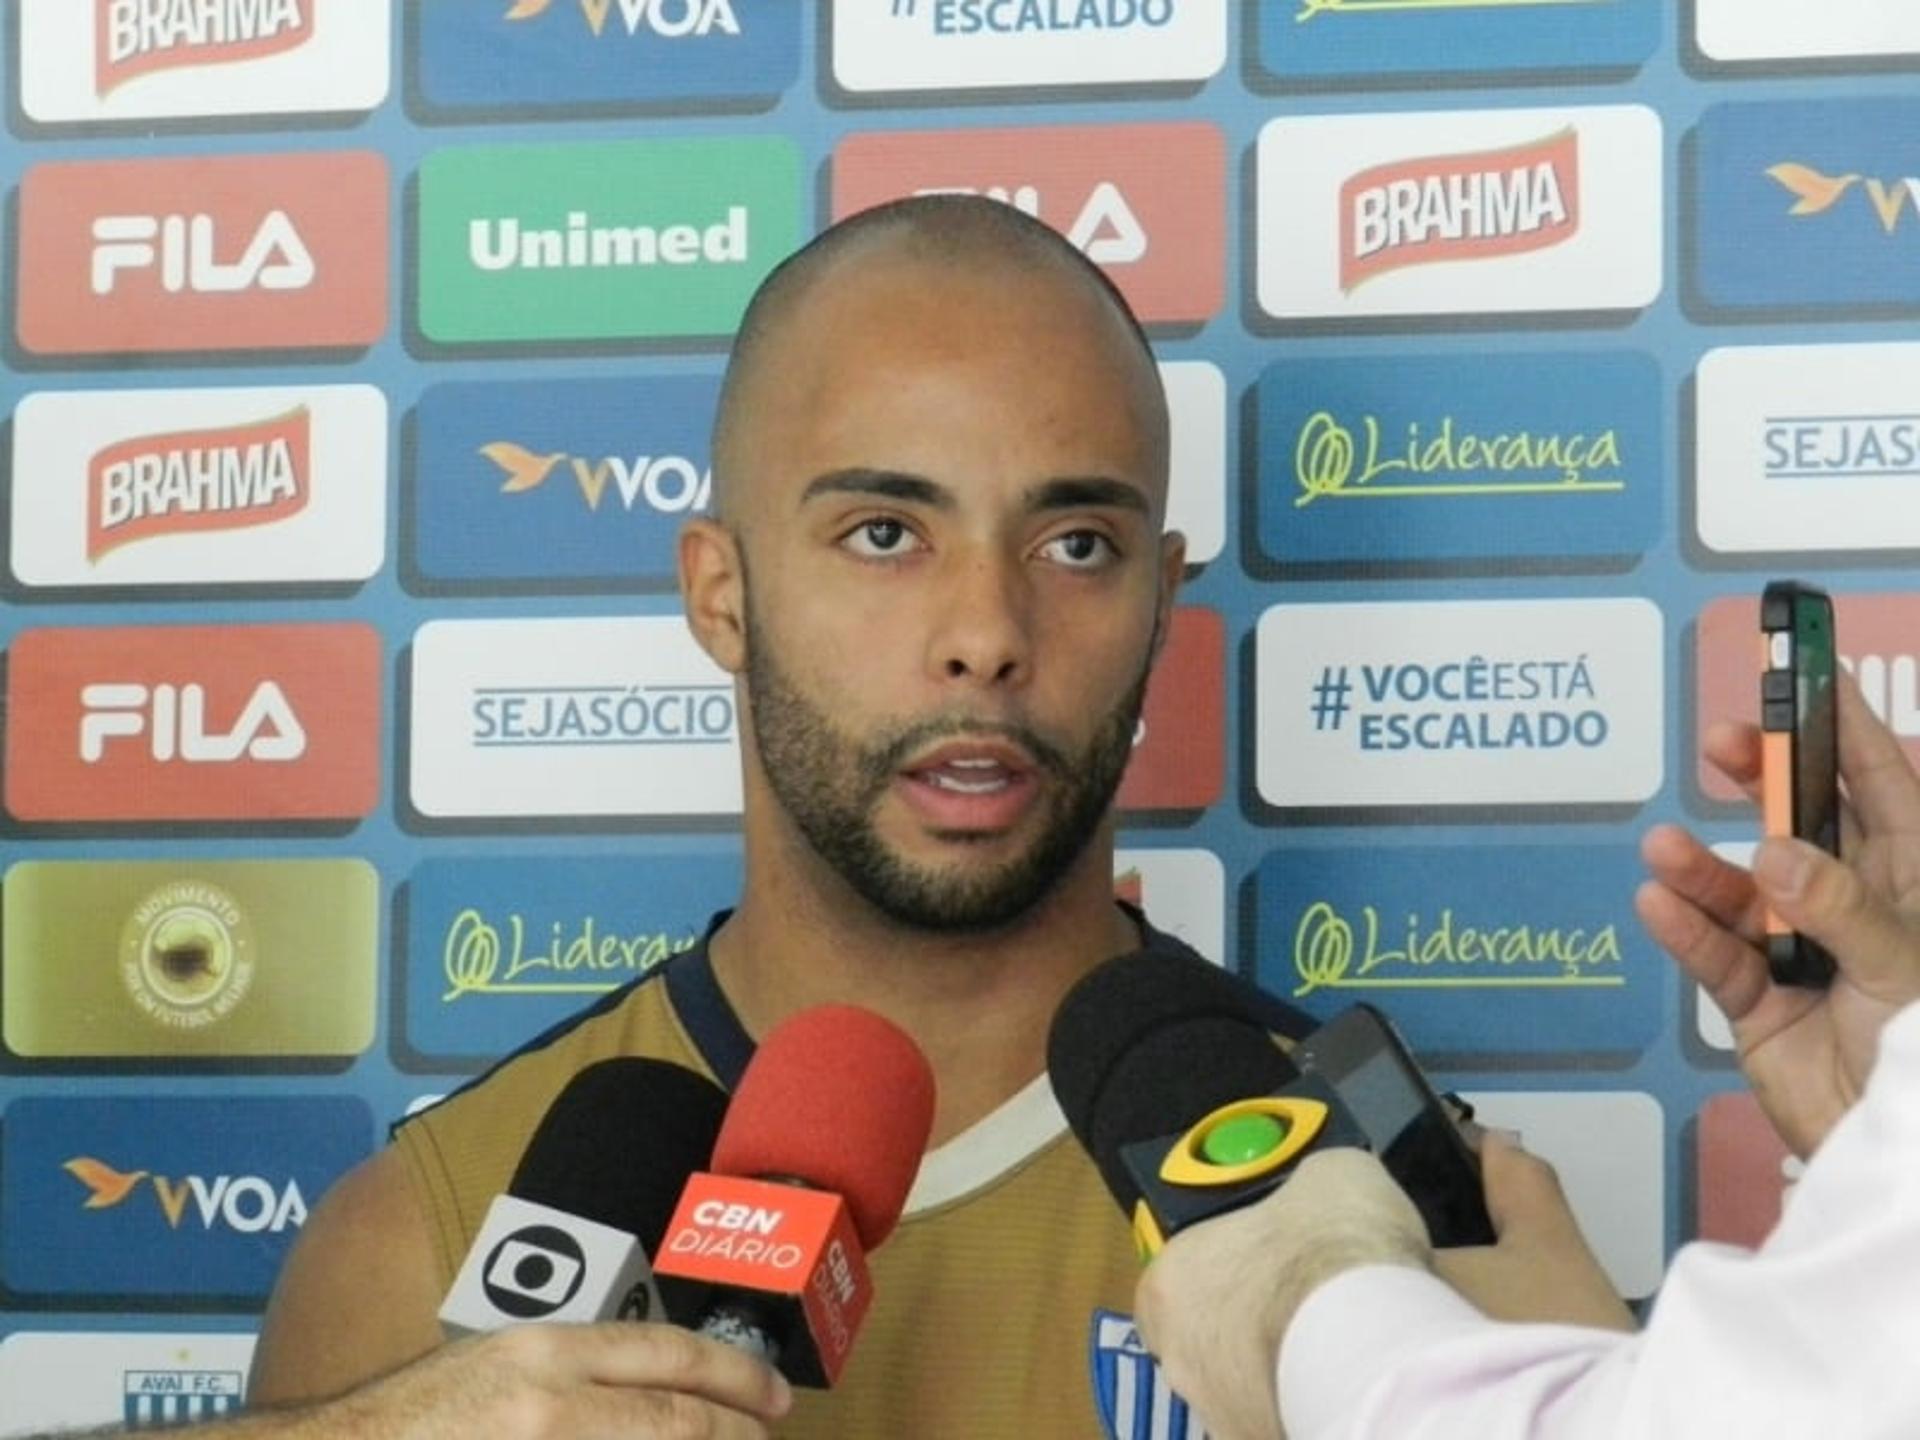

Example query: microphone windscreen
[1048,950,1302,1212]
[710,1004,934,1250]
[510,1057,731,1251]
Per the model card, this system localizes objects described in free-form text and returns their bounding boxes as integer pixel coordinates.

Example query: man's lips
[896,741,1040,829]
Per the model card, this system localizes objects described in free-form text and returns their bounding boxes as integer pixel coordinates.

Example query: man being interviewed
[250,196,1222,1437]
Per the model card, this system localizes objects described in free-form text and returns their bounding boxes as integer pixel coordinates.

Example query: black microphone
[1047,949,1493,1258]
[439,1057,729,1335]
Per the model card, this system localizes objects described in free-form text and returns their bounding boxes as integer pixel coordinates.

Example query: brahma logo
[95,0,313,96]
[12,385,386,589]
[503,0,740,36]
[1341,129,1578,292]
[19,1,388,124]
[832,0,1227,93]
[4,623,380,823]
[1768,162,1919,237]
[18,152,388,356]
[88,408,309,561]
[64,1157,308,1235]
[1257,106,1661,321]
[831,124,1225,327]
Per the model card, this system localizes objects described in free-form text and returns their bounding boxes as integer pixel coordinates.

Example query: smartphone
[1759,580,1839,989]
[1293,1004,1497,1247]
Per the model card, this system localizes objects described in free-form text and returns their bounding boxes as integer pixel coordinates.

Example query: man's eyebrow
[799,468,953,510]
[1027,476,1152,516]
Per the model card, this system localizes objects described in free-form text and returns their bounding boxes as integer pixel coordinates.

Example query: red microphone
[653,1004,936,1387]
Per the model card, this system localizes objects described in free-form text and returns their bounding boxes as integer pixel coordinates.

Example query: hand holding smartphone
[1759,580,1840,988]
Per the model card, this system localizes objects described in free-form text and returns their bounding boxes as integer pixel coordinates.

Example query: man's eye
[1041,530,1115,568]
[842,519,920,557]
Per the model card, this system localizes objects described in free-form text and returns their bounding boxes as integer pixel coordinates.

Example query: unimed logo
[1257,106,1661,322]
[12,385,388,589]
[416,138,801,345]
[832,124,1224,327]
[1257,0,1658,83]
[19,1,391,124]
[17,152,388,356]
[1116,607,1223,813]
[4,623,381,823]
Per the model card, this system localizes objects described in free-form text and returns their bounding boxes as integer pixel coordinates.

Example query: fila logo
[1769,163,1920,236]
[1343,129,1578,291]
[91,212,314,295]
[504,0,740,36]
[484,442,712,513]
[914,182,1147,265]
[99,0,313,95]
[79,682,306,764]
[65,1156,307,1235]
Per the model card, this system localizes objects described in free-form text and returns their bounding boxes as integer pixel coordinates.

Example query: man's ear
[679,518,748,674]
[1150,529,1188,664]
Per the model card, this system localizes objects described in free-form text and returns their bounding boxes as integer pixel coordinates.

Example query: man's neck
[707,848,1140,1148]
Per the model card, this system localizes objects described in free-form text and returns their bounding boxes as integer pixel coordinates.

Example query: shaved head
[710,194,1168,527]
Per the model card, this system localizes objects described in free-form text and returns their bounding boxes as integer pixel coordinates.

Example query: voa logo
[915,182,1147,265]
[79,682,307,764]
[91,212,314,295]
[482,441,712,514]
[505,0,740,38]
[63,1157,308,1235]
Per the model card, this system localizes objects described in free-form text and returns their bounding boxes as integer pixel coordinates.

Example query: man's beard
[744,609,1150,935]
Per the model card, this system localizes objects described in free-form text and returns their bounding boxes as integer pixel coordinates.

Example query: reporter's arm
[28,1323,791,1440]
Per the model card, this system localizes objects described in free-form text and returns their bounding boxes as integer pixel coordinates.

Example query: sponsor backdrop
[0,0,1913,1425]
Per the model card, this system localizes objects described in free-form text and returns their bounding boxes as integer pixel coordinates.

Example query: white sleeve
[1276,1005,1920,1440]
